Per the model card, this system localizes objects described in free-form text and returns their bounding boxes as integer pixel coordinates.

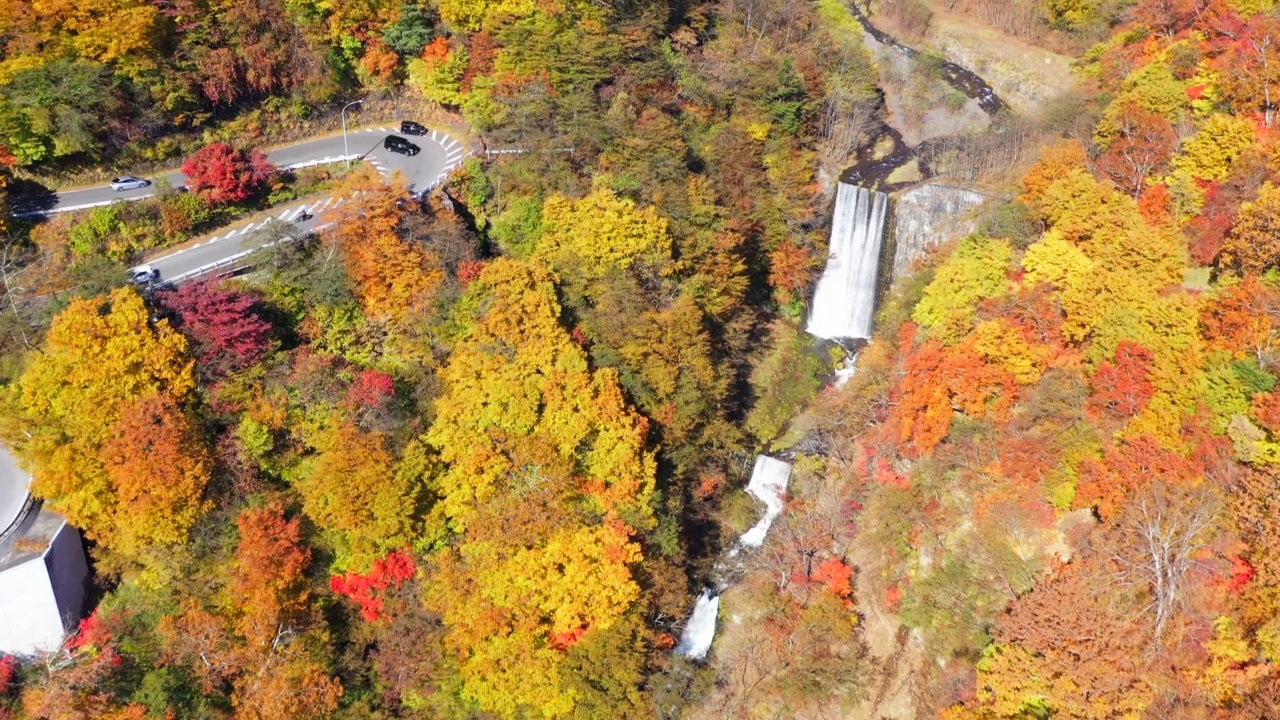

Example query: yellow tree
[3,0,162,69]
[15,288,197,553]
[425,258,656,715]
[1025,170,1199,443]
[536,188,673,280]
[1170,113,1258,182]
[288,414,419,571]
[912,236,1012,345]
[435,0,538,32]
[100,392,211,557]
[428,258,656,529]
[325,168,444,322]
[616,292,729,460]
[1020,139,1089,209]
[535,184,729,472]
[1220,182,1280,276]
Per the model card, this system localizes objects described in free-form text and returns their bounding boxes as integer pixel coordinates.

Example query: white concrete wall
[0,446,31,538]
[891,183,987,279]
[0,557,64,655]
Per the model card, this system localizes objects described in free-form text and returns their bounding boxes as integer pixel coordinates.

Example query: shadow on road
[7,178,59,216]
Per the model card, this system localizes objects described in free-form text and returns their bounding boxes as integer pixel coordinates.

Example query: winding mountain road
[10,125,472,283]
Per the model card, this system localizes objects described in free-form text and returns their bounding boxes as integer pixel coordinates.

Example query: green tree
[0,59,113,164]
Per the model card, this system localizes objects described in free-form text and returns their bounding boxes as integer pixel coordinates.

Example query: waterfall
[806,183,889,342]
[674,590,720,660]
[738,456,793,549]
[676,455,793,660]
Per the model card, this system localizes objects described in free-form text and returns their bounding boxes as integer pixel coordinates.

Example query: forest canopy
[2,0,1280,716]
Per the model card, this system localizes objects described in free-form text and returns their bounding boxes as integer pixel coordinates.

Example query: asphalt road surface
[12,126,469,283]
[10,125,464,218]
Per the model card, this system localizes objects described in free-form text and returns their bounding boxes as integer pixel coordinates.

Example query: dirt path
[849,543,928,719]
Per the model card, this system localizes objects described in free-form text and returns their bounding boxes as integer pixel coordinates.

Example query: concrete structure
[890,182,988,279]
[0,447,89,655]
[0,445,31,538]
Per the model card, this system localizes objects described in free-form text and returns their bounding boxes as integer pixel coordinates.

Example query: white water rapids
[673,590,720,660]
[675,455,793,660]
[806,183,889,341]
[737,456,794,549]
[676,181,888,661]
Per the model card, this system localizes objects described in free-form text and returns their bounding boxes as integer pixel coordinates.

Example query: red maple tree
[330,549,416,622]
[181,142,275,205]
[158,280,274,375]
[1088,340,1156,418]
[348,369,395,409]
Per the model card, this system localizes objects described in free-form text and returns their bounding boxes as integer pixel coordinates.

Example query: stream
[673,4,1008,662]
[850,4,1006,115]
[840,2,1007,188]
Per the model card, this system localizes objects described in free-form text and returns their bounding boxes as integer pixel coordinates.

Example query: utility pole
[341,99,364,168]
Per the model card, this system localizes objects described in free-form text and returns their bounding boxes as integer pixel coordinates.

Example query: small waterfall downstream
[675,182,891,662]
[674,591,720,660]
[806,182,890,342]
[737,456,794,549]
[674,455,794,660]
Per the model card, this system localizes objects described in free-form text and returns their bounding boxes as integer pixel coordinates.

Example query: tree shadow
[6,177,59,217]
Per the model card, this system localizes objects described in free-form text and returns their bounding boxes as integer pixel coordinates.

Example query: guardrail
[0,494,37,545]
[165,222,337,285]
[483,147,575,158]
[11,155,364,220]
[279,154,360,171]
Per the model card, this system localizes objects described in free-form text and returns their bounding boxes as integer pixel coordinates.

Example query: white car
[110,176,151,192]
[128,265,159,284]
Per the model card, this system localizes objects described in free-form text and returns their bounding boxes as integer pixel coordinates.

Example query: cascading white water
[833,352,859,389]
[806,183,889,341]
[676,455,794,660]
[738,456,793,549]
[674,589,720,660]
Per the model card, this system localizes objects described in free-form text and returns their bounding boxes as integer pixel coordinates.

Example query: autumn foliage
[329,549,415,621]
[10,0,1280,715]
[158,279,274,374]
[181,142,275,205]
[325,170,444,321]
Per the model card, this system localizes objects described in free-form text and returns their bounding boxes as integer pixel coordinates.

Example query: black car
[384,135,421,156]
[400,120,428,136]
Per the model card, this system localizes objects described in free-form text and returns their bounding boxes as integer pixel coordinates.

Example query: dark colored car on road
[400,120,428,136]
[384,135,421,156]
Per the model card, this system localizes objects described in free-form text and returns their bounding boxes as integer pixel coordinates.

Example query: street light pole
[341,99,364,168]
